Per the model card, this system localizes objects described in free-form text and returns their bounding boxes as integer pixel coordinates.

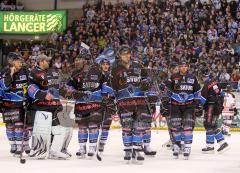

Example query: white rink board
[0,127,240,173]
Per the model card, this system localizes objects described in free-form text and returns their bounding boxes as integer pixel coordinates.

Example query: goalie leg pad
[51,125,65,152]
[30,111,52,159]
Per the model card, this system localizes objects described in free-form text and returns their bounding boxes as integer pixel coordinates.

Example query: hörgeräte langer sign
[0,11,67,34]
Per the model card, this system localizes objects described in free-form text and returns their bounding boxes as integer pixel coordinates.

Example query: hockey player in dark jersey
[162,63,179,149]
[111,45,151,163]
[142,68,163,156]
[165,61,201,159]
[200,69,229,153]
[27,54,68,159]
[97,58,116,153]
[65,56,105,158]
[0,53,30,156]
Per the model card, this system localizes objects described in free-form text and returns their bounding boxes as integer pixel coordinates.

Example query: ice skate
[143,145,157,156]
[76,145,86,158]
[14,145,22,157]
[132,149,144,164]
[49,150,69,160]
[217,142,230,154]
[10,144,17,154]
[173,144,180,159]
[98,143,105,153]
[183,147,191,160]
[202,145,215,154]
[162,139,172,149]
[88,145,96,158]
[24,144,31,154]
[123,149,132,163]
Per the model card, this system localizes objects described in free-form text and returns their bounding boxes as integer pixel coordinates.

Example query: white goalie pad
[30,111,52,159]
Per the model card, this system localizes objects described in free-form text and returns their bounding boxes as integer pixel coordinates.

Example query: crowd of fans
[1,0,240,89]
[0,0,24,11]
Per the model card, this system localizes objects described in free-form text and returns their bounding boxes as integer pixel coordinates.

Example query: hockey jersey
[165,72,201,105]
[27,66,62,112]
[111,60,148,100]
[0,67,28,108]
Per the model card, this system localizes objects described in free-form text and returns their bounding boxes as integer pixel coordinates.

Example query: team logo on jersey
[20,75,27,80]
[174,80,178,84]
[187,78,194,84]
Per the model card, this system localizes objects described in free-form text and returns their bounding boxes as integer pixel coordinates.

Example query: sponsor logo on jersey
[180,85,193,91]
[127,76,141,83]
[82,82,100,89]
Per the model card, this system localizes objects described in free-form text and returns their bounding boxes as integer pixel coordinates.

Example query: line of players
[0,45,236,162]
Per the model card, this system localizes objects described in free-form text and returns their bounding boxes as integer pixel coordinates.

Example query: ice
[0,127,239,173]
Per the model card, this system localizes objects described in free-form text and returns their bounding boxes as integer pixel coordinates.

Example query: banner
[0,11,67,34]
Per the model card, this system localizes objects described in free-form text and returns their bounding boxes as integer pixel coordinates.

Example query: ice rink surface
[0,127,239,173]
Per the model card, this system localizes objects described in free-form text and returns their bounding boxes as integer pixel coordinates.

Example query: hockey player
[0,53,30,156]
[27,54,68,159]
[66,56,105,158]
[97,58,116,153]
[221,85,237,136]
[201,69,229,153]
[165,61,201,159]
[162,63,179,149]
[143,68,161,156]
[111,45,151,162]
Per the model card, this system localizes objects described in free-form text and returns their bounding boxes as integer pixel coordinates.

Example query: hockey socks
[14,122,24,155]
[23,130,31,154]
[122,129,133,149]
[6,125,16,154]
[99,129,109,152]
[88,125,99,157]
[77,128,88,157]
[143,130,156,156]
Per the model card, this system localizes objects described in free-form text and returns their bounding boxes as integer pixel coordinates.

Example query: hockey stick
[19,102,28,164]
[96,98,108,161]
